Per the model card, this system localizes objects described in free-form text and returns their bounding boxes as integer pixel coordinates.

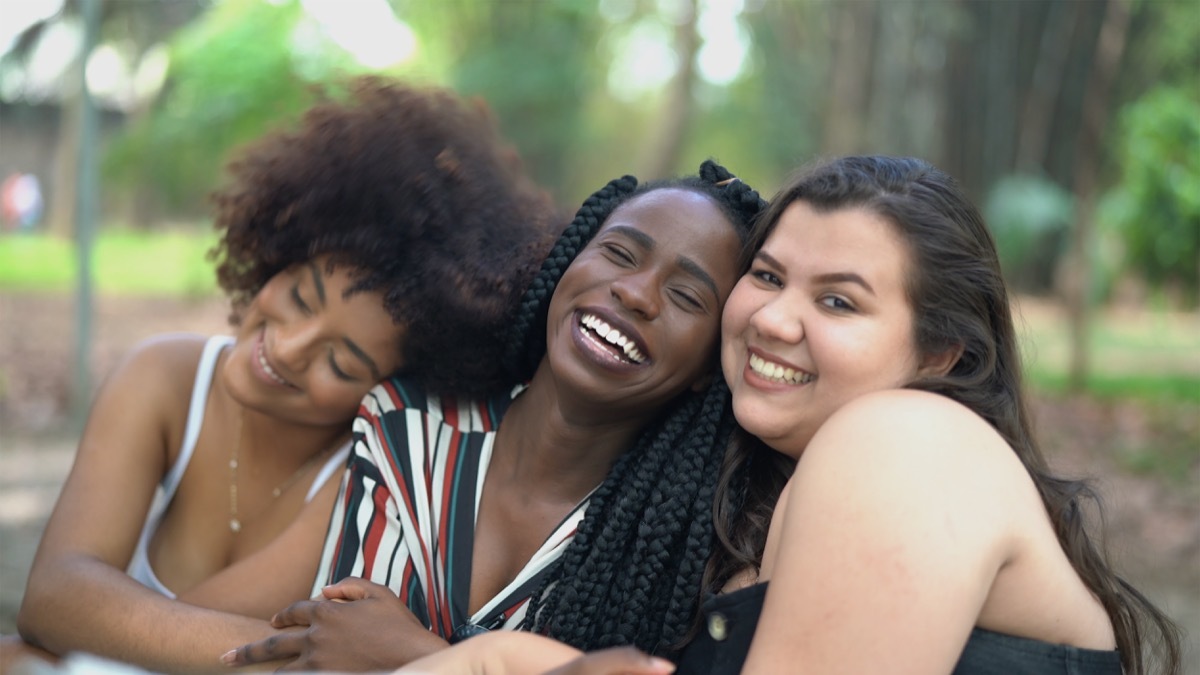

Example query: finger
[319,576,385,602]
[221,633,303,667]
[270,600,321,628]
[546,647,675,675]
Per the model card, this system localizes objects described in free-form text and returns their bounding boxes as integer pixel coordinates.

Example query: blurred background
[0,0,1196,667]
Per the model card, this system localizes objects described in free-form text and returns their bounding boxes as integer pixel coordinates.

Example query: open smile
[747,351,814,386]
[253,332,296,388]
[570,310,652,371]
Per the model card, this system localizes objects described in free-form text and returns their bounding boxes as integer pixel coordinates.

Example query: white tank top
[126,335,351,596]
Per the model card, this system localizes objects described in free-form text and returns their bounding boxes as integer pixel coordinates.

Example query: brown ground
[0,291,1196,667]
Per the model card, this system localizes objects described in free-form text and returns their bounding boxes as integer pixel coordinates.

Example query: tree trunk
[1065,0,1131,390]
[822,0,874,155]
[639,0,700,180]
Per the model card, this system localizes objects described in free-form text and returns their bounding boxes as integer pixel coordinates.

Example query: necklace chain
[228,406,335,534]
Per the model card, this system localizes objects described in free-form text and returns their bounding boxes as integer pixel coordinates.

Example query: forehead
[768,201,910,272]
[600,189,740,265]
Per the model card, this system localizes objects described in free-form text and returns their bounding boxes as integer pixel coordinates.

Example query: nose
[748,294,803,344]
[272,317,321,372]
[610,270,662,320]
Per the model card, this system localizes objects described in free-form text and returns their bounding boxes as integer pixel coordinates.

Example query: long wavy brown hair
[707,155,1181,673]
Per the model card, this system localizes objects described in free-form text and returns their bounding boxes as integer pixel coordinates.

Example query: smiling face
[721,200,935,458]
[222,257,406,427]
[544,188,742,415]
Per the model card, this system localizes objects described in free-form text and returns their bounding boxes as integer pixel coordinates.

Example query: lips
[573,309,651,368]
[253,331,295,388]
[745,349,814,386]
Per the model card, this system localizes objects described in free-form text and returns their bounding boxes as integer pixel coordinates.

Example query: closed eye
[669,287,705,312]
[602,243,636,266]
[327,349,357,382]
[290,284,313,315]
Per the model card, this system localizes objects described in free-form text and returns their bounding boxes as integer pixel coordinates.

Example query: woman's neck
[490,371,656,503]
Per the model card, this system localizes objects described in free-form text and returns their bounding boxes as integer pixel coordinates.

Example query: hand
[222,578,449,671]
[544,647,676,675]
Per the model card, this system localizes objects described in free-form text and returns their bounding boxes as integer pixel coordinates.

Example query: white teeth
[580,313,646,364]
[748,353,813,385]
[258,344,291,386]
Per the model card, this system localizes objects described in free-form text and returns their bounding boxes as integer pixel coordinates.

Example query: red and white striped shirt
[313,376,590,637]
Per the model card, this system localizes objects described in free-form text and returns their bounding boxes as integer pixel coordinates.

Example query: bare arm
[16,337,280,672]
[395,631,675,675]
[741,390,1020,674]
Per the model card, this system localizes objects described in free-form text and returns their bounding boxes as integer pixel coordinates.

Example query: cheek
[306,380,372,422]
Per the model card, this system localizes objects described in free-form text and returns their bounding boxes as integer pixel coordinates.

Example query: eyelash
[820,295,855,312]
[327,349,355,382]
[670,288,704,311]
[750,269,783,287]
[290,285,312,315]
[603,243,635,265]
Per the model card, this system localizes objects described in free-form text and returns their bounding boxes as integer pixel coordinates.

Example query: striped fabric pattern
[313,376,591,637]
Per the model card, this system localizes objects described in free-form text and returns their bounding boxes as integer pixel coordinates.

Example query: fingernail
[220,650,237,666]
[649,656,676,672]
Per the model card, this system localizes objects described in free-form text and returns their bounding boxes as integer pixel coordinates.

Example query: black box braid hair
[502,160,766,656]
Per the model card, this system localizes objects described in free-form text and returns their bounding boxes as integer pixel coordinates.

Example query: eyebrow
[608,225,720,298]
[814,272,876,295]
[308,261,381,380]
[342,338,383,381]
[676,256,719,298]
[306,262,327,305]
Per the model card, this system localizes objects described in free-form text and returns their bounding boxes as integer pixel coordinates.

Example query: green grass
[1026,370,1200,403]
[0,230,219,296]
[1016,300,1200,405]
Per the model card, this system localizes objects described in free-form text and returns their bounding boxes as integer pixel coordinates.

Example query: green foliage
[1099,86,1200,304]
[984,174,1074,293]
[102,0,364,216]
[0,230,218,296]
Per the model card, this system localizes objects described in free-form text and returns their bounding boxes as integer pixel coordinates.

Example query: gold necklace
[228,407,337,533]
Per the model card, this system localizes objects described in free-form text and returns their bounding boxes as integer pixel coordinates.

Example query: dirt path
[1,291,1196,668]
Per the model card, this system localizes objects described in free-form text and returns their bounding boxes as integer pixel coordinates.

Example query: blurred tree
[1100,86,1200,305]
[985,174,1074,294]
[103,0,361,223]
[397,0,605,204]
[1,0,208,235]
[1064,0,1131,389]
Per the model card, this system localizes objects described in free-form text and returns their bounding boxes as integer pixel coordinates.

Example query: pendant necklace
[228,406,335,533]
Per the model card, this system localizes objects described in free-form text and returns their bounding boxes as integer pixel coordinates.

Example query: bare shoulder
[121,333,213,371]
[809,389,1013,467]
[92,333,220,436]
[797,389,1035,522]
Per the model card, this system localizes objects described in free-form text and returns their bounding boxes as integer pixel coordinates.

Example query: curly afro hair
[209,76,557,396]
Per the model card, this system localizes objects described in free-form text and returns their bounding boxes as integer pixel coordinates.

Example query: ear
[917,344,963,379]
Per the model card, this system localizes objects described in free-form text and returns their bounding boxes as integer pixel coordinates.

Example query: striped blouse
[313,376,591,638]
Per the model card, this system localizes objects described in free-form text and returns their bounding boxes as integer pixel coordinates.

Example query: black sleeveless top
[674,583,1123,674]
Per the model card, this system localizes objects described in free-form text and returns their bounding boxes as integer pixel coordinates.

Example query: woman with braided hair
[11,76,557,672]
[398,155,1181,675]
[223,160,767,671]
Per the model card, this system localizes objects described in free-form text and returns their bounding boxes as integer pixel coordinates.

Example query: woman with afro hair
[15,76,557,671]
[223,160,770,672]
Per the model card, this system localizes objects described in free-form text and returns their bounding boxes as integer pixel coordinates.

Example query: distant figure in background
[1,172,43,231]
[12,76,557,673]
